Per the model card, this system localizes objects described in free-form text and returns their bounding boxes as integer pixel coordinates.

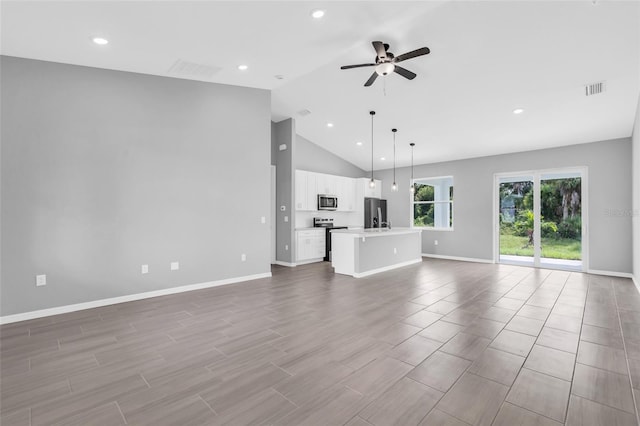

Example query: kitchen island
[331,228,422,278]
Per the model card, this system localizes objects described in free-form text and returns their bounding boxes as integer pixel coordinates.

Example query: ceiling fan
[340,41,430,87]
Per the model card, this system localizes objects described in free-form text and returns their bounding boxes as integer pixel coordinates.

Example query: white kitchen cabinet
[295,170,307,211]
[306,172,317,210]
[295,170,318,211]
[316,173,337,195]
[296,229,325,262]
[336,177,356,211]
[360,177,382,199]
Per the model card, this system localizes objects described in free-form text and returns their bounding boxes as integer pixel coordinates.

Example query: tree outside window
[412,176,453,229]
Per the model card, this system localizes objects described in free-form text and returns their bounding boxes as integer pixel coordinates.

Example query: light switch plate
[36,274,46,287]
[141,264,149,274]
[170,262,179,271]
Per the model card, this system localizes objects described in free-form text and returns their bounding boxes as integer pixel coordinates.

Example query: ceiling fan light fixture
[375,62,395,76]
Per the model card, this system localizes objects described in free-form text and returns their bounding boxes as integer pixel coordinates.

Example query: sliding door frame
[493,166,589,272]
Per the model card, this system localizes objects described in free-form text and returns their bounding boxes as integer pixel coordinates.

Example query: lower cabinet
[296,229,326,262]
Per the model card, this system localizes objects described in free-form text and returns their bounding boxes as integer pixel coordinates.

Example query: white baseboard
[353,258,423,278]
[587,269,634,279]
[295,258,324,266]
[273,261,296,267]
[633,274,640,294]
[421,253,494,264]
[0,272,272,325]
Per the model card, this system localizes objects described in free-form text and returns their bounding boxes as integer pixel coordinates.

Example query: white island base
[331,228,423,278]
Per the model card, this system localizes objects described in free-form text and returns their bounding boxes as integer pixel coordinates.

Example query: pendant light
[391,128,398,191]
[369,111,376,188]
[410,142,416,193]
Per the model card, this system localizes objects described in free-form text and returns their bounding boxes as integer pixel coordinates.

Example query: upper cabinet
[336,177,356,211]
[359,177,382,199]
[295,170,318,211]
[316,173,337,195]
[295,170,361,212]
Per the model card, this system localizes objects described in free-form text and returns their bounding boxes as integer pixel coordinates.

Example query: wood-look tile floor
[2,259,640,425]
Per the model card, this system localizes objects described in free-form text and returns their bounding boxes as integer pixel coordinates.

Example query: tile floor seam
[611,280,640,425]
[197,395,219,416]
[114,400,128,425]
[496,399,565,425]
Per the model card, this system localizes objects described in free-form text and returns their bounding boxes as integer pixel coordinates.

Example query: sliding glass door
[496,169,585,271]
[498,176,535,267]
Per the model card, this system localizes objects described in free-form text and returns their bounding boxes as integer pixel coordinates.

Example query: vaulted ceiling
[2,1,638,170]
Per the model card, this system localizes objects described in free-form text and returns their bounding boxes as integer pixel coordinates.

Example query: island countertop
[330,227,422,238]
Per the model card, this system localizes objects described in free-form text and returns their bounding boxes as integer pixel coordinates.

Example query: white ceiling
[2,1,639,170]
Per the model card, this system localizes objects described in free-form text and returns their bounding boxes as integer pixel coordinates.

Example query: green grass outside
[499,234,582,260]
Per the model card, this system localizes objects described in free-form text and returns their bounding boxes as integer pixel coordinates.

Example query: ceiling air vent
[297,109,312,117]
[585,81,606,96]
[167,59,222,79]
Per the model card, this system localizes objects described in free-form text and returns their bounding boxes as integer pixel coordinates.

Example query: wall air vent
[167,59,222,79]
[297,109,312,117]
[585,81,606,96]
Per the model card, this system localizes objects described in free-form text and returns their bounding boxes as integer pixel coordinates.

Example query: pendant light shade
[369,111,376,188]
[391,128,398,192]
[410,142,416,193]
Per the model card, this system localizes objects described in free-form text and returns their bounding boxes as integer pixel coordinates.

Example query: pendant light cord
[392,128,397,188]
[370,111,375,183]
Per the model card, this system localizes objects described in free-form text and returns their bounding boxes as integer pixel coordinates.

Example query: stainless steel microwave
[318,194,338,211]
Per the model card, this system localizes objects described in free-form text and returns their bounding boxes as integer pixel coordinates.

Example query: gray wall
[1,56,272,316]
[296,135,366,178]
[376,138,633,274]
[633,96,640,283]
[271,119,295,263]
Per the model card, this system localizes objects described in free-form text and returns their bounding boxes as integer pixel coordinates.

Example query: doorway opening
[496,169,587,271]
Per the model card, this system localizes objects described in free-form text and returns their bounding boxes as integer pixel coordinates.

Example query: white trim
[422,253,494,264]
[273,261,296,267]
[352,258,422,278]
[587,269,634,279]
[633,274,640,294]
[294,258,323,266]
[0,272,272,325]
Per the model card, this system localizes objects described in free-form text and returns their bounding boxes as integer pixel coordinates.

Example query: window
[412,176,453,229]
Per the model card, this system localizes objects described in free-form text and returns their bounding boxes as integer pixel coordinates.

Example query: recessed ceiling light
[237,65,248,71]
[311,9,325,19]
[356,142,363,146]
[380,157,386,161]
[513,108,524,114]
[327,122,334,128]
[91,37,109,45]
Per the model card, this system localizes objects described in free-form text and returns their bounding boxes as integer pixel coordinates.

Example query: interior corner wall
[376,138,633,274]
[632,95,640,285]
[271,119,295,263]
[296,135,366,178]
[0,56,272,317]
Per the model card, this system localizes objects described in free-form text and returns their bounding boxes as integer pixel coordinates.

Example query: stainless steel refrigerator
[364,197,388,228]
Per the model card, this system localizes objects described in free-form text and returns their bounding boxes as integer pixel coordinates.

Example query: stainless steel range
[313,218,348,261]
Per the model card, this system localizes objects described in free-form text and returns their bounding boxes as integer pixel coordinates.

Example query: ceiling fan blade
[394,66,417,80]
[364,72,378,87]
[340,63,376,70]
[372,41,387,60]
[393,47,430,63]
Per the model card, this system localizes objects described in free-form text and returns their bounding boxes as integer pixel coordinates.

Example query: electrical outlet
[261,216,266,224]
[284,216,288,222]
[241,254,246,262]
[170,262,179,271]
[36,274,46,287]
[393,247,397,254]
[285,244,289,251]
[141,264,149,274]
[434,240,439,246]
